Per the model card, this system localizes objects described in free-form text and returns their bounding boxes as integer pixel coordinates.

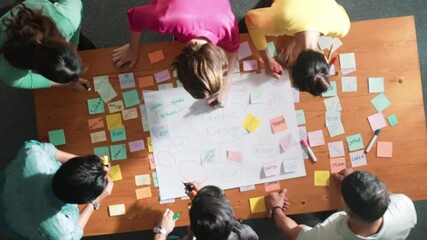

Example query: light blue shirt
[0,140,83,239]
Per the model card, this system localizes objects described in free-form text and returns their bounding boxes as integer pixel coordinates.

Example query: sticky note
[387,114,399,126]
[154,70,171,83]
[152,125,170,139]
[106,113,123,130]
[88,117,104,130]
[295,110,306,125]
[148,153,156,169]
[90,131,107,143]
[110,127,127,142]
[267,41,277,57]
[368,77,384,93]
[270,115,287,133]
[237,41,252,60]
[371,93,391,112]
[122,89,140,108]
[339,53,356,75]
[317,36,333,50]
[135,187,152,199]
[249,196,267,214]
[264,181,280,192]
[107,100,124,113]
[240,185,256,192]
[108,204,125,216]
[94,146,110,160]
[250,88,265,104]
[283,157,298,173]
[97,82,117,103]
[327,122,345,137]
[93,75,109,92]
[118,72,136,89]
[152,172,159,187]
[138,76,155,88]
[48,129,66,146]
[292,88,300,103]
[368,112,387,131]
[314,171,330,186]
[140,104,150,132]
[377,141,393,158]
[325,111,341,126]
[330,38,343,55]
[122,107,138,120]
[87,98,105,114]
[329,65,336,76]
[135,174,151,186]
[201,148,218,165]
[243,60,259,71]
[341,76,358,92]
[242,114,261,132]
[227,150,243,165]
[308,130,325,147]
[328,141,345,158]
[111,144,127,160]
[160,198,176,204]
[158,83,174,90]
[147,137,153,152]
[263,161,280,177]
[108,165,123,181]
[148,49,165,64]
[350,150,367,167]
[346,134,364,151]
[322,81,337,97]
[279,133,298,151]
[129,139,145,153]
[176,80,183,88]
[330,157,346,174]
[324,96,342,111]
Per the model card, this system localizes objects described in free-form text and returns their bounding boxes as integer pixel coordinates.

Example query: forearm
[272,208,304,240]
[153,234,167,240]
[224,51,237,90]
[78,204,95,229]
[55,149,77,164]
[259,48,272,63]
[129,30,142,53]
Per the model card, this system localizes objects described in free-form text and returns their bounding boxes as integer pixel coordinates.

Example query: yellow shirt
[246,0,350,50]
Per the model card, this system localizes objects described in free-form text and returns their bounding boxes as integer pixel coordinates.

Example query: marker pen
[183,181,193,192]
[209,101,222,107]
[365,129,381,153]
[81,82,91,91]
[102,156,109,166]
[173,212,181,220]
[300,139,317,162]
[272,66,282,75]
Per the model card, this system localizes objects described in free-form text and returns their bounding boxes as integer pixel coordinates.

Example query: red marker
[272,66,282,74]
[329,56,338,65]
[300,139,317,163]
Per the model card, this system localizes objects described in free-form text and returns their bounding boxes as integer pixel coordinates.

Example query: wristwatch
[90,200,100,210]
[153,226,168,236]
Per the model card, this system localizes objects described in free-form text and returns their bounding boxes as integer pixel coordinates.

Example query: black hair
[190,186,235,240]
[341,171,390,223]
[291,49,330,96]
[52,155,107,204]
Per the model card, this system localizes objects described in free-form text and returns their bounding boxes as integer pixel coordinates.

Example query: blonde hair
[172,42,228,99]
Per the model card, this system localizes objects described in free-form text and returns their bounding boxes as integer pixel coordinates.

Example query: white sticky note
[339,53,356,75]
[368,77,385,93]
[109,204,126,216]
[135,174,151,186]
[342,76,358,92]
[317,36,334,50]
[328,141,345,158]
[295,109,306,125]
[237,41,252,60]
[239,185,256,192]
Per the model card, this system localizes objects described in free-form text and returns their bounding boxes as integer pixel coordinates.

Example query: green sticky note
[368,77,384,93]
[152,172,159,187]
[110,144,127,160]
[387,114,399,126]
[48,129,66,146]
[94,146,110,160]
[295,109,306,125]
[267,41,277,57]
[176,80,183,88]
[110,127,127,142]
[87,98,105,114]
[370,93,391,112]
[122,89,140,108]
[322,81,337,97]
[346,134,364,151]
[250,88,265,104]
[158,83,174,90]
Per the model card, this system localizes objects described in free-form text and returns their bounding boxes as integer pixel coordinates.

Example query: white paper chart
[144,73,306,200]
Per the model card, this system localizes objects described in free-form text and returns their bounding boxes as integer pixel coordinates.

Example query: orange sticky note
[270,115,287,133]
[148,153,156,169]
[249,196,267,213]
[106,113,123,130]
[264,181,281,192]
[377,141,393,158]
[138,75,155,88]
[314,171,330,186]
[148,49,165,64]
[147,137,153,152]
[242,113,261,133]
[135,187,152,199]
[330,157,346,174]
[88,117,104,130]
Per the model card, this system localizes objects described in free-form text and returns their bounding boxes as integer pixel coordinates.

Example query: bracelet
[270,206,283,218]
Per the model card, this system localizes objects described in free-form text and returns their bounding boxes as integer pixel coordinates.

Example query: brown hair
[172,42,228,99]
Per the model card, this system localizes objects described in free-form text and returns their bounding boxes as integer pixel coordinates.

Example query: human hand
[333,168,355,183]
[112,44,139,68]
[158,208,176,234]
[184,182,201,200]
[95,177,114,202]
[68,78,90,91]
[266,188,290,211]
[279,38,296,67]
[264,57,283,80]
[206,88,229,109]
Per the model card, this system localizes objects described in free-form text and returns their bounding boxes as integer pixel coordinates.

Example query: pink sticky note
[242,60,259,71]
[308,130,325,147]
[279,133,298,151]
[227,150,243,164]
[148,153,156,169]
[237,41,252,60]
[367,112,387,131]
[154,70,171,83]
[264,181,281,192]
[330,157,346,174]
[270,115,287,133]
[128,139,145,153]
[263,161,280,177]
[377,141,393,158]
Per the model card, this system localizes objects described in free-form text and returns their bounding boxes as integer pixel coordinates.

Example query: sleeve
[222,21,240,53]
[127,6,151,32]
[41,142,58,159]
[326,5,350,38]
[245,7,274,51]
[38,207,83,240]
[54,0,83,45]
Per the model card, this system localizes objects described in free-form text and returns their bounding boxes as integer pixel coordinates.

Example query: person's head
[291,50,330,96]
[190,186,235,240]
[172,42,228,99]
[1,4,82,84]
[52,155,107,204]
[341,171,390,223]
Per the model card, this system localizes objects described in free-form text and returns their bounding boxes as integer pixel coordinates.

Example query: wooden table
[34,16,427,236]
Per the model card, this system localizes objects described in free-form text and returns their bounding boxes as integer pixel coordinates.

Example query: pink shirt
[127,0,240,52]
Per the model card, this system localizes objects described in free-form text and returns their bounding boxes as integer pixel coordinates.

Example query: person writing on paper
[112,0,240,107]
[153,183,258,240]
[0,140,114,239]
[245,0,350,96]
[0,1,88,90]
[266,168,417,240]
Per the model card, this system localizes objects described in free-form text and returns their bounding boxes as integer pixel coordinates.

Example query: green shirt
[0,0,82,89]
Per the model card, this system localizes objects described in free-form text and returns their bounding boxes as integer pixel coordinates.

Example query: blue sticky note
[346,134,364,151]
[295,109,306,125]
[110,144,127,160]
[322,81,337,97]
[110,127,127,142]
[122,89,140,107]
[158,83,174,90]
[48,129,66,146]
[118,72,136,89]
[267,42,277,57]
[87,98,105,114]
[94,146,110,160]
[370,93,391,112]
[387,114,399,127]
[152,172,159,187]
[368,77,384,93]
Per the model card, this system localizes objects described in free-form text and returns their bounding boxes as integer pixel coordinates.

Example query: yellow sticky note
[135,174,151,186]
[314,171,330,186]
[138,75,155,88]
[249,196,267,214]
[108,204,125,216]
[106,113,123,130]
[135,187,152,199]
[242,113,261,133]
[108,165,123,181]
[148,49,165,64]
[147,137,153,152]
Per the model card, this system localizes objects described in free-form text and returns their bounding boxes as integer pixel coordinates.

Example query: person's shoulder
[390,194,415,207]
[230,221,259,240]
